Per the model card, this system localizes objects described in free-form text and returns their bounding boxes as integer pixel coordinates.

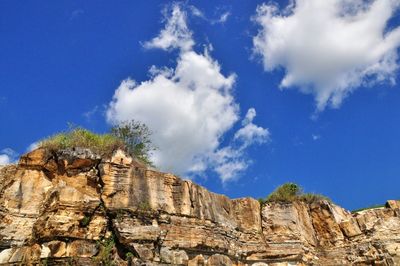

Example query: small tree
[111,120,156,166]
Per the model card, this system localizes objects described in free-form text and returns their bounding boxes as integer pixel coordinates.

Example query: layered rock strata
[0,148,399,265]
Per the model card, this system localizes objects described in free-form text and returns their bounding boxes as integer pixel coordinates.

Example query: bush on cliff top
[260,182,331,204]
[39,120,155,165]
[110,120,155,165]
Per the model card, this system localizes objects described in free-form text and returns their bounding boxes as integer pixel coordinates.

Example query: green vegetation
[125,252,134,259]
[40,127,123,156]
[39,120,155,165]
[351,204,385,213]
[94,235,116,266]
[110,120,155,166]
[259,182,331,204]
[79,215,91,227]
[40,258,48,266]
[137,200,151,212]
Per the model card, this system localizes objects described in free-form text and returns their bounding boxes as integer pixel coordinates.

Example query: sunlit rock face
[0,148,399,265]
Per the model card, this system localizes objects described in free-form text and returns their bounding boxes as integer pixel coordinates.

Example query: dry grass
[39,127,124,156]
[260,182,331,204]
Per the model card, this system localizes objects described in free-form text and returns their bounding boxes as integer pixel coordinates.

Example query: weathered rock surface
[0,148,399,265]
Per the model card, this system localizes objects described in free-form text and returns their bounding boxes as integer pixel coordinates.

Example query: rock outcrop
[0,148,399,265]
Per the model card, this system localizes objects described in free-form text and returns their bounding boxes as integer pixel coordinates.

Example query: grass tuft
[351,204,385,213]
[39,127,124,156]
[260,182,331,205]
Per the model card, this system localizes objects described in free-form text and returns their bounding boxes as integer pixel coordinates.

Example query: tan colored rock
[132,243,154,260]
[260,201,316,260]
[18,148,52,169]
[309,201,346,246]
[68,240,98,257]
[387,200,400,209]
[206,254,232,266]
[0,148,399,265]
[339,218,362,238]
[43,241,67,257]
[160,247,188,264]
[189,254,205,266]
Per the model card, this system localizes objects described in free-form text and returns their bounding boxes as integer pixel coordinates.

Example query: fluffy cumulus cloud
[107,4,268,182]
[253,0,400,111]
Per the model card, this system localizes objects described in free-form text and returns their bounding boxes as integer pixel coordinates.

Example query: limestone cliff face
[0,148,399,265]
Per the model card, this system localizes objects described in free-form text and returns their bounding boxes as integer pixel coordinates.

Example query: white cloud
[214,11,230,24]
[83,105,104,122]
[234,108,270,147]
[0,154,10,165]
[253,0,400,111]
[190,6,206,19]
[189,5,231,25]
[0,148,17,165]
[211,109,270,182]
[27,142,39,152]
[144,4,194,52]
[107,4,268,182]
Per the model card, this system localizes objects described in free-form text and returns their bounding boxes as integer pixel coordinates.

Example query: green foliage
[137,201,151,212]
[125,252,134,259]
[266,183,301,203]
[258,198,266,205]
[94,235,116,266]
[351,204,385,213]
[40,127,124,156]
[79,215,91,227]
[110,120,155,166]
[39,120,156,165]
[299,193,331,204]
[262,182,330,204]
[40,258,48,266]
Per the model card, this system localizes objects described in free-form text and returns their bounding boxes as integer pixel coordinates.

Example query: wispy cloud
[190,5,231,25]
[83,105,101,122]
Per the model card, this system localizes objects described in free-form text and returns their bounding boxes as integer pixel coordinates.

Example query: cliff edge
[0,148,399,265]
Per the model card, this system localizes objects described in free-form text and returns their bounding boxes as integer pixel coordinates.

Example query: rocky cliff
[0,148,399,265]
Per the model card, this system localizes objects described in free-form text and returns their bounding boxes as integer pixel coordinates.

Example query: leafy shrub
[263,182,330,204]
[110,120,155,166]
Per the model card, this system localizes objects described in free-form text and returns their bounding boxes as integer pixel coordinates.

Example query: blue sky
[1,0,400,210]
